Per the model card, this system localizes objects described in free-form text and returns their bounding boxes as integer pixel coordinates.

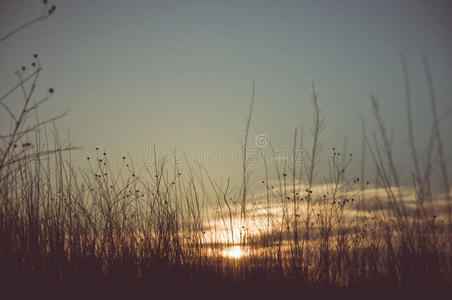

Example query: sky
[1,0,452,191]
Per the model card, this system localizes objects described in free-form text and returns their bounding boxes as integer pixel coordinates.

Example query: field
[1,2,451,298]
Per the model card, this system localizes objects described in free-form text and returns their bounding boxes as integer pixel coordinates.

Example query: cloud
[203,183,452,245]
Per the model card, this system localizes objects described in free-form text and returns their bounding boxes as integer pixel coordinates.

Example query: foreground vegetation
[1,3,451,297]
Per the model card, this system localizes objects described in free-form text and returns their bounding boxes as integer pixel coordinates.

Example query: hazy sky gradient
[1,0,451,188]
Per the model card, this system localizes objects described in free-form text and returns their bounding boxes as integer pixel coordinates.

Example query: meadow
[1,3,451,298]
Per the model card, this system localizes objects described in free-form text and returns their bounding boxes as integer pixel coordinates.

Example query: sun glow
[222,246,246,259]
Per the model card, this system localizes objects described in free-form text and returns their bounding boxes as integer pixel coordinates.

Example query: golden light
[222,246,246,259]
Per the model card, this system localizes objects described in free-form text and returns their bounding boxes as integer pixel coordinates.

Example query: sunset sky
[1,0,452,189]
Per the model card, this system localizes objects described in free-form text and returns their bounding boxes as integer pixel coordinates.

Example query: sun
[222,246,246,259]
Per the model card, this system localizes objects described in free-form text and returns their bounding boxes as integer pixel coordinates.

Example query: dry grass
[1,3,451,297]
